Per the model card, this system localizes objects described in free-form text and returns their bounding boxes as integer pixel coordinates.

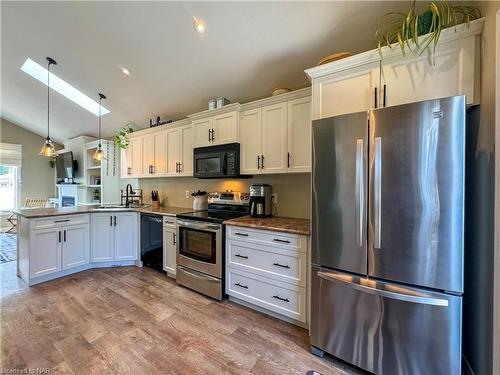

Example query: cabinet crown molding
[128,118,191,138]
[305,17,485,80]
[241,87,311,111]
[188,103,242,121]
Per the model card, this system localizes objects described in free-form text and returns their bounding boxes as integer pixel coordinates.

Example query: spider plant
[375,0,481,58]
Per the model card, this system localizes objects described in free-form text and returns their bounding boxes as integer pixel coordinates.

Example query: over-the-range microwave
[193,142,240,179]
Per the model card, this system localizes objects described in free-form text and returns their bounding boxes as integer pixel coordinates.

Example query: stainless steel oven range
[176,191,249,300]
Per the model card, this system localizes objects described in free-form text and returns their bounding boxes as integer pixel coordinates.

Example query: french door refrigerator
[310,96,465,374]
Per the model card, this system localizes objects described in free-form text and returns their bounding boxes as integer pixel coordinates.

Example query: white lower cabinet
[91,212,138,263]
[62,224,90,270]
[29,227,62,278]
[28,214,90,279]
[226,225,308,324]
[163,217,177,276]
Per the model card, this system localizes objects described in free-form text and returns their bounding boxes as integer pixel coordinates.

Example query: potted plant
[375,0,480,57]
[115,124,134,150]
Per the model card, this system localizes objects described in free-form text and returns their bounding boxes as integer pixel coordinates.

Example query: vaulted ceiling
[1,1,407,143]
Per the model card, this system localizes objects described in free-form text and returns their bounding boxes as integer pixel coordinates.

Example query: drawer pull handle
[235,254,248,259]
[234,232,248,237]
[272,262,290,269]
[273,295,289,302]
[235,282,248,289]
[273,238,290,244]
[54,219,70,223]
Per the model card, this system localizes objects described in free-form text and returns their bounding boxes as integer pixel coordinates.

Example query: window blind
[0,142,22,167]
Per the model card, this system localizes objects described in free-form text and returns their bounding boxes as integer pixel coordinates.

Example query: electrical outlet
[271,193,278,203]
[185,190,191,199]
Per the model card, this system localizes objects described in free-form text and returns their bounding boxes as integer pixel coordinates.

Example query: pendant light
[39,57,58,157]
[93,93,106,161]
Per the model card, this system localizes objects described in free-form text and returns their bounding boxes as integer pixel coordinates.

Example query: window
[0,165,19,211]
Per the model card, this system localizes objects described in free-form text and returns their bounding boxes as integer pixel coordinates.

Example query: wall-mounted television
[56,151,78,183]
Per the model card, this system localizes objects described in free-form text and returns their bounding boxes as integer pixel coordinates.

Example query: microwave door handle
[222,154,228,174]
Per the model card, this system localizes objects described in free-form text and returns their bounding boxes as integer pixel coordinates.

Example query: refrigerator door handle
[374,136,382,249]
[317,271,449,306]
[355,139,364,246]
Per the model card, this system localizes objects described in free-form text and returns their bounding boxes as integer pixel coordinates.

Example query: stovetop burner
[177,203,250,224]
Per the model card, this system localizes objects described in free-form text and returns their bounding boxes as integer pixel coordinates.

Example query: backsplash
[122,173,311,219]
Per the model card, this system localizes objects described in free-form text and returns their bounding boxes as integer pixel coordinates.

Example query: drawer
[227,226,306,252]
[163,217,176,228]
[30,214,90,230]
[226,268,306,322]
[227,239,306,286]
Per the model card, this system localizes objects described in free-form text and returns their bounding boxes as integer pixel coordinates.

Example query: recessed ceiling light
[119,65,131,76]
[21,58,110,117]
[193,17,206,33]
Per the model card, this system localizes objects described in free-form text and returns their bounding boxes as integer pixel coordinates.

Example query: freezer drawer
[310,266,462,374]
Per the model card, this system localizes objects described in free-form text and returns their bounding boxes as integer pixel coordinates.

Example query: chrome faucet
[125,184,133,207]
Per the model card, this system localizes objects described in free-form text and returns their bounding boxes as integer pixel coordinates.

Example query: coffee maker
[249,184,272,218]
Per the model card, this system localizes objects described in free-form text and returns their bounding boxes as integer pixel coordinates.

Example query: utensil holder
[152,201,160,209]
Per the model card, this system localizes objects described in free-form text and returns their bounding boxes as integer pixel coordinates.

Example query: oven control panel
[208,191,250,205]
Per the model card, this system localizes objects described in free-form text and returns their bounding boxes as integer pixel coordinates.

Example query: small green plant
[115,124,134,150]
[375,0,480,57]
[49,156,56,168]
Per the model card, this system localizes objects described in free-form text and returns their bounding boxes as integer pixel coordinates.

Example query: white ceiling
[1,1,406,143]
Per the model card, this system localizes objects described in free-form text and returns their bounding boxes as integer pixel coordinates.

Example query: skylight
[20,58,110,117]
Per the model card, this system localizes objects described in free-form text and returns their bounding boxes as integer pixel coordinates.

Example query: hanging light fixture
[94,93,106,161]
[39,57,58,157]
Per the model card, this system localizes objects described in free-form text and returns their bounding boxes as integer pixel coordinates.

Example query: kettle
[191,190,208,211]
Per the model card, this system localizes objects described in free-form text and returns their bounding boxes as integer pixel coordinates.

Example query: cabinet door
[142,135,155,177]
[130,137,143,177]
[120,147,132,178]
[163,227,177,275]
[193,117,213,147]
[287,96,312,173]
[29,228,62,278]
[114,213,137,261]
[153,131,167,176]
[212,111,239,145]
[240,108,262,174]
[179,125,193,176]
[381,37,477,107]
[261,103,287,174]
[165,128,180,175]
[62,224,90,270]
[312,61,380,120]
[91,213,114,262]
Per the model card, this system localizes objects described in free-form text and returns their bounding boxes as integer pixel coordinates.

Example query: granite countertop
[224,215,310,235]
[13,205,194,218]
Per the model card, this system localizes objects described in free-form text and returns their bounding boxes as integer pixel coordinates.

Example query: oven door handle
[177,220,221,231]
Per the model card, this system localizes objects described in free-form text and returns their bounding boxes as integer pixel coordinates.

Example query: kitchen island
[14,205,193,286]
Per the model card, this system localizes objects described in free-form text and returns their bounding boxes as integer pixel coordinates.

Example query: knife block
[152,200,160,209]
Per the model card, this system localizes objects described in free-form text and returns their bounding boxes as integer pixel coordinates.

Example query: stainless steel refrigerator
[310,96,465,374]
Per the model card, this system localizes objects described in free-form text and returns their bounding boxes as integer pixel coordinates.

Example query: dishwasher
[140,214,163,271]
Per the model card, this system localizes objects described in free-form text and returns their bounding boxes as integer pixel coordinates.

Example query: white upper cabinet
[121,146,132,178]
[261,103,287,174]
[311,61,380,120]
[212,111,239,145]
[287,96,311,173]
[179,125,193,176]
[192,110,239,147]
[380,34,480,107]
[142,134,155,177]
[240,108,262,174]
[130,137,143,177]
[193,117,213,147]
[306,18,483,119]
[153,132,167,175]
[165,128,180,176]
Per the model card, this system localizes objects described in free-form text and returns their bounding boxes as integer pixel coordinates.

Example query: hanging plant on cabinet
[375,0,481,58]
[115,123,134,150]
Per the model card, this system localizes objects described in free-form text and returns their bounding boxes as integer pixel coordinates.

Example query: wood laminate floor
[0,264,362,375]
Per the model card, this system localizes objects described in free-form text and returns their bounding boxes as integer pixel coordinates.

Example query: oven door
[176,219,222,278]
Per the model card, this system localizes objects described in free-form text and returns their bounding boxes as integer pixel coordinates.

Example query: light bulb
[94,148,104,161]
[193,18,206,33]
[39,139,57,157]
